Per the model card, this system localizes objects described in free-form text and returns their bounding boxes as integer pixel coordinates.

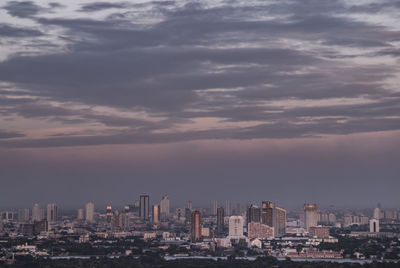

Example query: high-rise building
[225,200,231,216]
[217,207,224,235]
[140,195,150,220]
[160,195,170,220]
[46,204,57,223]
[274,207,286,236]
[18,208,30,222]
[228,216,244,239]
[262,201,274,227]
[213,200,218,216]
[370,218,380,233]
[152,205,160,224]
[106,205,112,223]
[77,208,84,220]
[188,200,192,210]
[32,204,43,222]
[247,205,261,223]
[191,210,202,241]
[85,202,95,223]
[373,207,381,220]
[304,204,318,231]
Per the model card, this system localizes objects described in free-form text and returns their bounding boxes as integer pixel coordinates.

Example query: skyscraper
[85,202,95,223]
[18,208,30,222]
[247,205,261,223]
[32,204,43,222]
[106,205,112,223]
[217,207,224,235]
[160,195,170,219]
[140,195,150,220]
[304,204,318,231]
[274,207,286,236]
[228,216,244,238]
[262,201,274,227]
[373,207,381,219]
[225,200,231,216]
[188,200,192,210]
[77,208,84,220]
[213,200,218,216]
[370,218,380,232]
[191,210,202,241]
[152,204,160,224]
[46,203,57,223]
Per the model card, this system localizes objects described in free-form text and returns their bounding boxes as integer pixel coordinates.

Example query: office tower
[77,208,84,220]
[18,208,30,222]
[373,207,381,219]
[46,204,57,223]
[152,205,160,224]
[370,218,380,233]
[188,200,192,210]
[262,201,274,226]
[106,205,112,223]
[85,202,95,223]
[191,210,202,241]
[225,200,231,216]
[228,216,244,238]
[160,195,170,219]
[34,219,48,234]
[247,205,261,223]
[112,210,124,230]
[32,204,43,222]
[217,207,224,235]
[235,203,241,215]
[304,204,318,231]
[213,200,218,215]
[140,195,150,220]
[274,207,286,236]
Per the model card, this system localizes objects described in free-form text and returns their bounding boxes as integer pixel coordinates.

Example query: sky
[0,0,399,209]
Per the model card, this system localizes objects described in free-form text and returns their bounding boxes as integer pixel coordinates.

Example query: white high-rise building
[32,204,43,222]
[370,218,380,232]
[228,216,244,238]
[47,203,58,223]
[85,202,95,223]
[160,195,170,219]
[304,204,318,231]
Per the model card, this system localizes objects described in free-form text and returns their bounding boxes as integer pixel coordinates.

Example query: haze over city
[0,0,400,208]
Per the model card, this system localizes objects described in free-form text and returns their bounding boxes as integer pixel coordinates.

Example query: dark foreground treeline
[1,255,398,268]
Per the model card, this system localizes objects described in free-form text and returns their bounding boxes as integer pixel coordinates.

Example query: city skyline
[0,0,400,207]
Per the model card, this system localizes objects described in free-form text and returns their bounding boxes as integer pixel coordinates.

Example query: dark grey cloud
[3,1,44,18]
[0,23,43,37]
[0,129,25,139]
[79,2,128,12]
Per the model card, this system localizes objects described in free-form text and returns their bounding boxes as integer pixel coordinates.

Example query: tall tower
[217,207,224,235]
[304,204,318,231]
[262,201,274,227]
[46,204,58,223]
[106,205,112,223]
[225,200,231,216]
[274,207,287,236]
[188,200,193,210]
[77,208,84,220]
[152,204,160,224]
[213,200,218,216]
[247,205,261,223]
[140,195,150,220]
[191,210,202,241]
[160,195,170,219]
[85,202,95,223]
[32,204,43,222]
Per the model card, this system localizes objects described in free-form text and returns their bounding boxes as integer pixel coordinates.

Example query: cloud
[0,23,43,37]
[0,129,25,139]
[3,1,44,18]
[78,2,128,12]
